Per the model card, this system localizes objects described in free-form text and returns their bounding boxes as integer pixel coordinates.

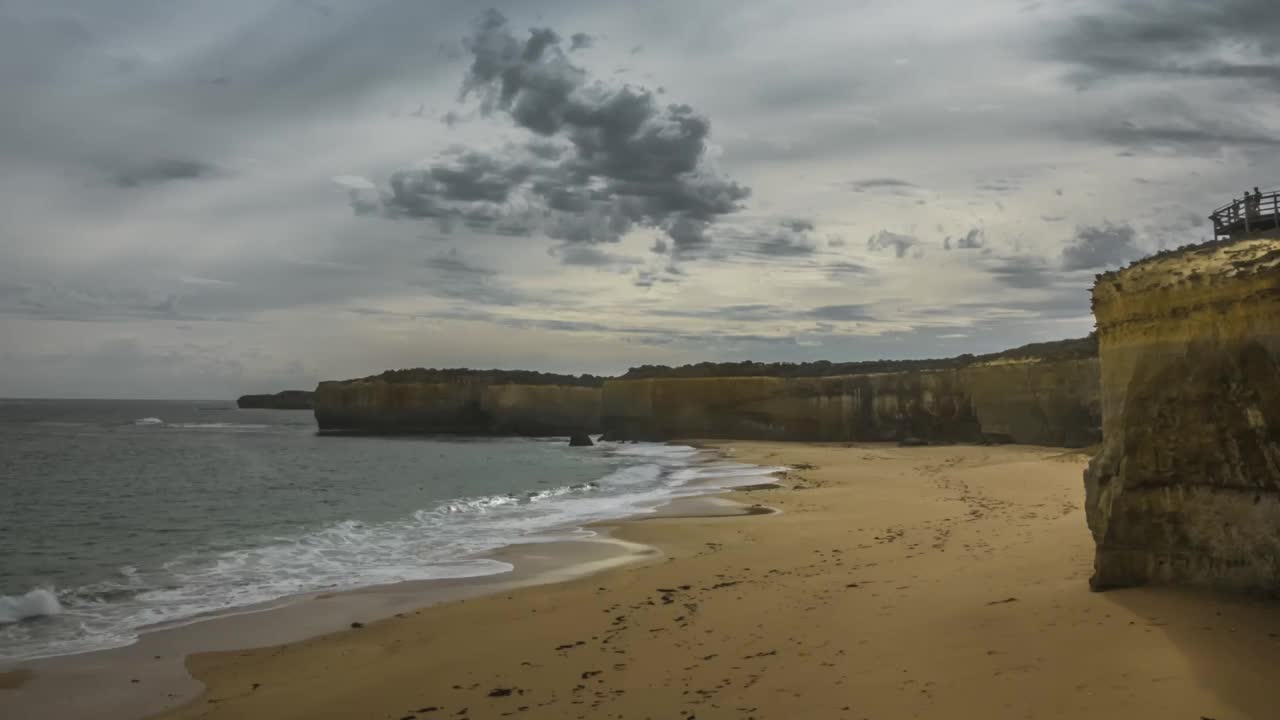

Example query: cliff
[236,390,315,410]
[1085,236,1280,592]
[601,356,1100,446]
[314,369,604,435]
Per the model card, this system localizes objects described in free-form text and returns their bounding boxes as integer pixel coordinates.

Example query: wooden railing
[1210,189,1280,239]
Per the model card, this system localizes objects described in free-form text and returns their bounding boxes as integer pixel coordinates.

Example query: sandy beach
[9,441,1280,719]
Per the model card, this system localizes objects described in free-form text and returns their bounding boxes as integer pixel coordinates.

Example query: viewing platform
[1210,189,1280,240]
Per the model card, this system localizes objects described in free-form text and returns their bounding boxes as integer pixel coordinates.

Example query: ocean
[0,399,780,663]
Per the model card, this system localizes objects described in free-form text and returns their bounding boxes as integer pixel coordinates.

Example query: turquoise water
[0,399,778,662]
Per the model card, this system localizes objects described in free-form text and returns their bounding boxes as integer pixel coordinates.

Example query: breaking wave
[0,588,62,625]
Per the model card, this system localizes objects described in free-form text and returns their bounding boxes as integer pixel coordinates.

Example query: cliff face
[314,378,602,435]
[237,390,314,410]
[601,358,1101,447]
[1085,237,1280,592]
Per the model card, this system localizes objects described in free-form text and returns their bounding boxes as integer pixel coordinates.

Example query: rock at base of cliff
[569,432,594,447]
[897,436,929,447]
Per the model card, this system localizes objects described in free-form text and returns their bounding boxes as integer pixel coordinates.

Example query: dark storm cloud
[569,32,593,51]
[368,10,749,250]
[806,304,876,321]
[1054,0,1280,89]
[987,256,1055,289]
[1061,223,1143,270]
[1097,118,1280,153]
[866,230,918,259]
[113,159,219,188]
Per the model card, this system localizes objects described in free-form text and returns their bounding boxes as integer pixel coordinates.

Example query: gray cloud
[1055,0,1280,90]
[847,177,917,193]
[866,230,918,258]
[551,244,643,267]
[806,304,876,322]
[1061,223,1143,270]
[944,227,985,251]
[987,256,1055,289]
[367,10,749,252]
[741,219,820,256]
[114,159,219,188]
[569,32,593,51]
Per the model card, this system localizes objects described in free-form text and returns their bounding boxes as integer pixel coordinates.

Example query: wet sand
[9,442,1280,719]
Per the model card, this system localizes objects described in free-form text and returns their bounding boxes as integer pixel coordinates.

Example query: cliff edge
[314,369,604,436]
[237,390,315,410]
[1085,236,1280,592]
[603,339,1101,447]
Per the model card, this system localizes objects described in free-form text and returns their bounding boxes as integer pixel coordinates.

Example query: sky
[2,0,1279,398]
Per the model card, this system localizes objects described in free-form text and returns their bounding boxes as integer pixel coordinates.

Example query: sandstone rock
[1085,236,1280,593]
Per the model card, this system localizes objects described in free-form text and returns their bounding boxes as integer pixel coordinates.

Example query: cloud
[1061,223,1143,270]
[1054,0,1280,90]
[569,32,593,51]
[945,227,985,250]
[741,219,820,256]
[866,229,918,258]
[366,10,749,252]
[806,304,876,321]
[987,256,1055,289]
[847,177,917,193]
[114,159,218,188]
[550,244,643,267]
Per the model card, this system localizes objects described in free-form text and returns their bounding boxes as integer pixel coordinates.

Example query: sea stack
[568,431,594,447]
[1085,234,1280,592]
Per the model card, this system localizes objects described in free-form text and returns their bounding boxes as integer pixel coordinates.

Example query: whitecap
[133,417,164,425]
[0,588,62,624]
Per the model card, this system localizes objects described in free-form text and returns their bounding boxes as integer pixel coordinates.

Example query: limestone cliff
[236,390,314,410]
[314,370,603,435]
[1085,237,1280,592]
[601,357,1100,446]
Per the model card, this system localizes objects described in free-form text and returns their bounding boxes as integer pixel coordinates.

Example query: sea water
[0,399,780,662]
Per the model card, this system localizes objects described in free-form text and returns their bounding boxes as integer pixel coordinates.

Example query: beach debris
[414,707,439,713]
[581,670,602,679]
[985,597,1019,605]
[709,580,740,590]
[487,687,514,697]
[350,621,365,628]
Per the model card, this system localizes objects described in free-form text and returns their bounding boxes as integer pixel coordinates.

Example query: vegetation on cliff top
[337,368,607,387]
[619,335,1098,380]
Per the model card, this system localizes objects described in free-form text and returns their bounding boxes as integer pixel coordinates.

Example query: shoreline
[0,445,782,720]
[158,441,1280,719]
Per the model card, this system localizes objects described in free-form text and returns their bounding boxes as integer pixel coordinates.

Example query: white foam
[133,417,163,425]
[0,588,62,624]
[0,441,775,663]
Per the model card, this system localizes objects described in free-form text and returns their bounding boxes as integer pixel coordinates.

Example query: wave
[0,588,62,624]
[1,440,778,662]
[133,417,163,425]
[167,422,271,430]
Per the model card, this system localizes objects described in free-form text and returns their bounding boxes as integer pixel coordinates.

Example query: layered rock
[314,370,603,435]
[236,390,314,410]
[1085,237,1280,592]
[601,357,1100,446]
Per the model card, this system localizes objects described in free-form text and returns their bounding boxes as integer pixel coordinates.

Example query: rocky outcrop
[600,357,1100,446]
[314,370,603,436]
[237,390,315,410]
[1085,237,1280,593]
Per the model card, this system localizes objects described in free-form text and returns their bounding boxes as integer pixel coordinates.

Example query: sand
[10,442,1280,719]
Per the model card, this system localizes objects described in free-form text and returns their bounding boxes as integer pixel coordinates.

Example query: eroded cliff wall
[601,358,1101,447]
[1085,237,1280,592]
[315,379,602,435]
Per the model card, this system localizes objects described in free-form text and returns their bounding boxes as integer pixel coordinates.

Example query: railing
[1210,188,1280,239]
